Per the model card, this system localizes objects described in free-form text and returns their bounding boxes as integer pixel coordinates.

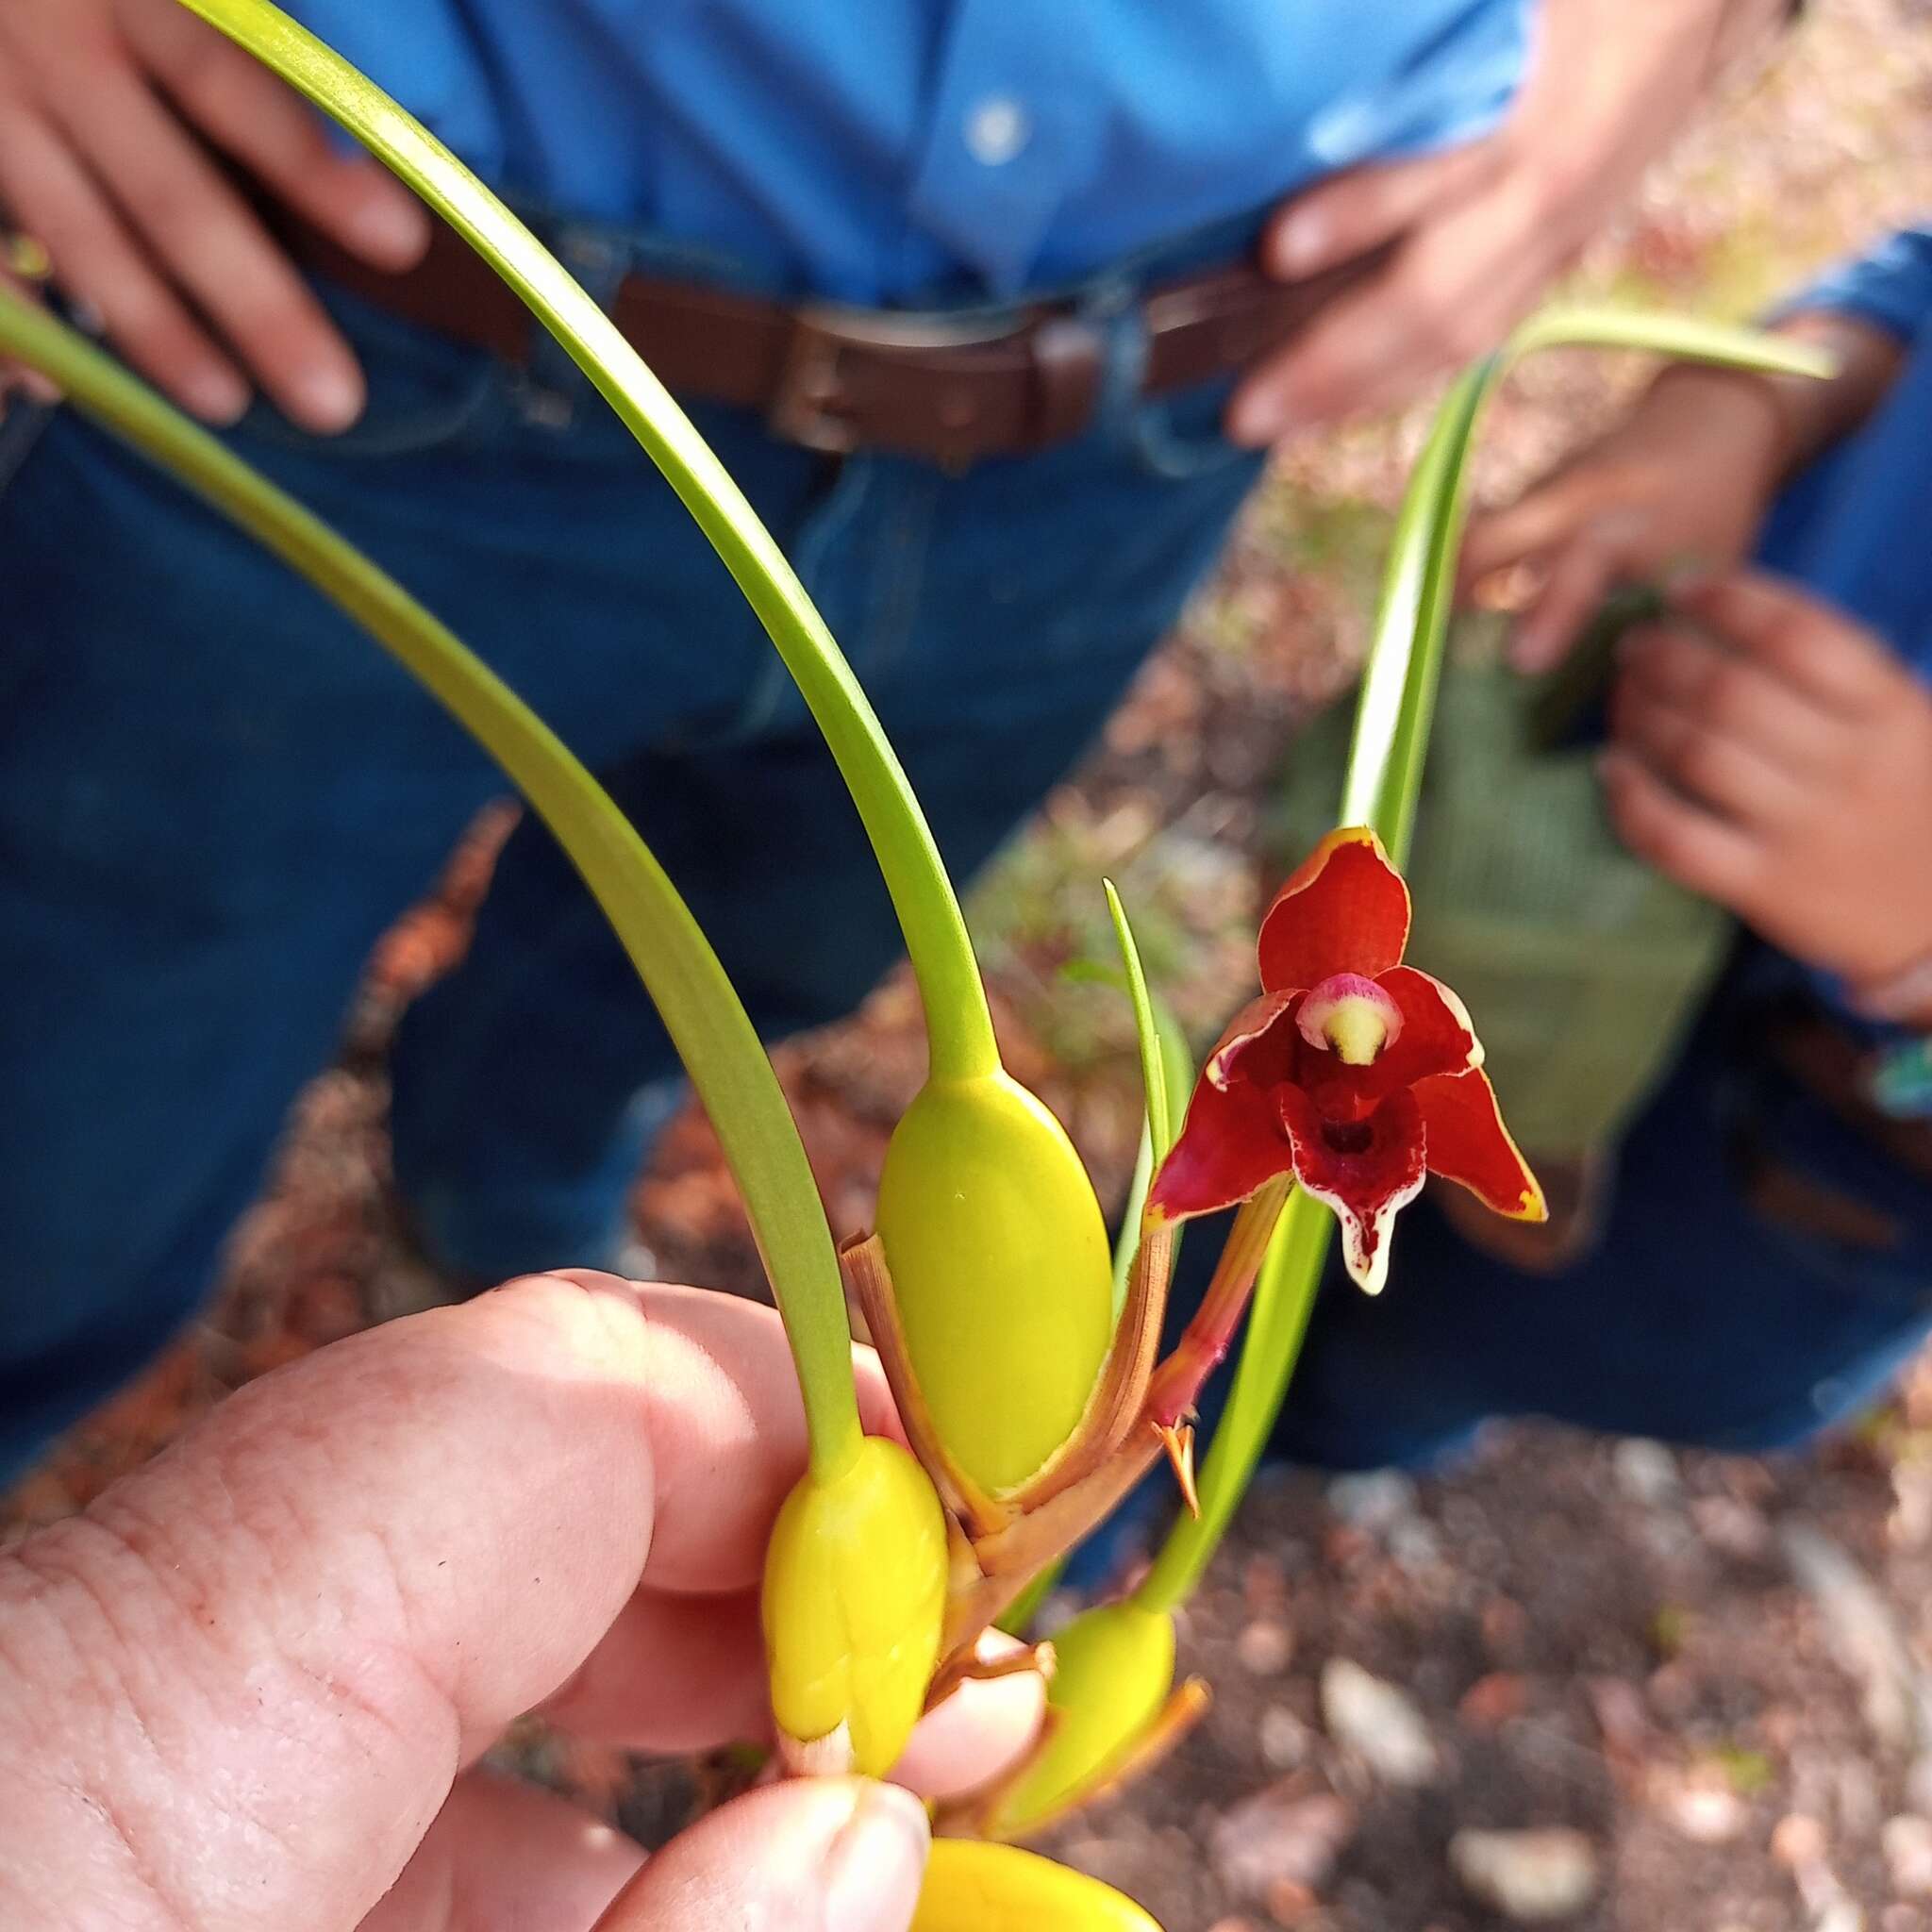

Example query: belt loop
[520,223,630,421]
[1074,271,1148,447]
[0,389,57,495]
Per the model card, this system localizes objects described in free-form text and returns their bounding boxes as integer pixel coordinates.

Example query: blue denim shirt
[289,1,1528,302]
[1757,227,1932,1042]
[1764,227,1932,686]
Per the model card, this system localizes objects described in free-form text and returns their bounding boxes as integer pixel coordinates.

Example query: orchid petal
[1278,1085,1427,1295]
[1361,965,1481,1096]
[1257,826,1410,992]
[1148,1066,1297,1224]
[1202,990,1300,1090]
[1414,1068,1546,1221]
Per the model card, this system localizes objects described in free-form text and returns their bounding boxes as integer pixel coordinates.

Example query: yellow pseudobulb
[874,1071,1113,1493]
[913,1839,1163,1931]
[760,1436,947,1777]
[987,1599,1176,1838]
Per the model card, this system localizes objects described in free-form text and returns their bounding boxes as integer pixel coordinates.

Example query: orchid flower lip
[1318,1115,1374,1155]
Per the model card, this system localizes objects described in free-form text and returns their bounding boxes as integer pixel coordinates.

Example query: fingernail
[291,362,364,433]
[822,1783,929,1932]
[1271,211,1328,279]
[183,365,250,424]
[350,190,431,264]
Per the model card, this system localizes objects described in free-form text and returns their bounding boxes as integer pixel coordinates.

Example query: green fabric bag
[1274,610,1733,1160]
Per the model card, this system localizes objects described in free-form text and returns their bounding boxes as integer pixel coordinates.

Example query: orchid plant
[0,3,1832,1920]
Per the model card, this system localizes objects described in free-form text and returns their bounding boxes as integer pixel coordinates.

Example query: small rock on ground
[1211,1786,1357,1900]
[1613,1439,1683,1508]
[1237,1618,1295,1675]
[1450,1827,1602,1923]
[1321,1658,1440,1787]
[1325,1470,1419,1531]
[1884,1814,1932,1897]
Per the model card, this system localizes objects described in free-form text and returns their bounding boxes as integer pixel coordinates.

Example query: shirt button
[964,94,1030,166]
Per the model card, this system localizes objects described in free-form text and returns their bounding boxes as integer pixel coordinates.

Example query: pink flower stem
[1147,1175,1292,1426]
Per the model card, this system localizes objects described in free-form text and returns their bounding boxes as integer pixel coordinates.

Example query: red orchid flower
[1149,827,1544,1294]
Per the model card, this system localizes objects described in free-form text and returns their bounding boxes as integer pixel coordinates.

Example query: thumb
[594,1778,931,1932]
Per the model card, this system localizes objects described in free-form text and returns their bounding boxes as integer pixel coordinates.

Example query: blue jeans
[0,243,1265,1481]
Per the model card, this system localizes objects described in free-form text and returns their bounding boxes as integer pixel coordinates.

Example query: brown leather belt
[1760,1000,1932,1183]
[1734,996,1932,1250]
[275,211,1391,469]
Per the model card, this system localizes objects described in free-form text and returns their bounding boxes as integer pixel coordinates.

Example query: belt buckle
[769,302,1025,458]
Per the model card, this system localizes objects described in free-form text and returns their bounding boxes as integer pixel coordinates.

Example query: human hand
[1601,572,1932,1002]
[1457,364,1790,673]
[1229,0,1778,441]
[0,1272,1044,1931]
[1458,302,1907,673]
[0,0,429,430]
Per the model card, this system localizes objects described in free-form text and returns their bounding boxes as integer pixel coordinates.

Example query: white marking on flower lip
[1293,1165,1423,1297]
[1297,974,1403,1067]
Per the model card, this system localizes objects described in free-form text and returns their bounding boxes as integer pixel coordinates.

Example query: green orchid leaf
[0,291,865,1480]
[1058,935,1193,1310]
[1154,1000,1193,1139]
[1109,1126,1158,1320]
[1103,880,1174,1164]
[1513,307,1838,375]
[1113,986,1195,1301]
[1101,894,1194,1311]
[1340,360,1493,862]
[1342,309,1833,864]
[176,0,998,1083]
[1001,901,1193,1632]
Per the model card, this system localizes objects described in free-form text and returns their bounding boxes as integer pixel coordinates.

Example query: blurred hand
[1602,573,1932,1000]
[0,0,430,430]
[1457,304,1906,674]
[0,1272,1043,1932]
[1458,364,1789,673]
[1230,0,1774,441]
